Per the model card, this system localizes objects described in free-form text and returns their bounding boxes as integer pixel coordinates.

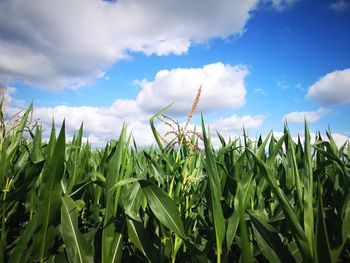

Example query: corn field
[0,103,349,263]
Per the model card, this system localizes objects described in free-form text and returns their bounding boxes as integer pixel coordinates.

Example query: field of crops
[1,103,350,263]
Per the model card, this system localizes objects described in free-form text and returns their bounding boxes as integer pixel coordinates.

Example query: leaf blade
[139,180,185,239]
[61,195,93,263]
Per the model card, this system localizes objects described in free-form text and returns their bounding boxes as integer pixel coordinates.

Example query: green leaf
[66,123,83,193]
[247,149,313,262]
[226,172,253,249]
[122,182,143,221]
[201,114,225,262]
[149,103,174,151]
[68,179,105,198]
[239,211,253,263]
[286,131,303,210]
[267,133,287,165]
[45,121,56,158]
[139,180,186,239]
[30,125,44,164]
[32,121,66,262]
[102,125,127,263]
[108,228,124,263]
[303,120,315,256]
[331,193,350,262]
[315,180,332,263]
[61,195,93,263]
[126,216,156,261]
[256,130,272,159]
[109,177,142,192]
[0,103,32,186]
[9,216,37,263]
[249,211,295,263]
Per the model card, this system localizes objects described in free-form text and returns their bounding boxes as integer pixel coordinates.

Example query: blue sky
[1,0,350,146]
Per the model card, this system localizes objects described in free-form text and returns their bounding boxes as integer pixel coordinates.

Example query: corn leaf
[201,115,225,262]
[61,195,93,263]
[0,103,32,187]
[249,211,295,263]
[9,216,37,263]
[139,180,186,239]
[102,125,127,263]
[247,149,313,262]
[32,121,65,262]
[303,120,315,256]
[315,180,332,263]
[126,216,156,261]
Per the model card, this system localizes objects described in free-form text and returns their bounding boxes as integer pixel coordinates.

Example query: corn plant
[0,101,349,262]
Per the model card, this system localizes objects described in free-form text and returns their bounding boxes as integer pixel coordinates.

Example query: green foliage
[0,105,349,262]
[61,195,93,263]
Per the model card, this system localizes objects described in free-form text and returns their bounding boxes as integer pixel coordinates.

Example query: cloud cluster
[32,101,155,146]
[0,85,24,109]
[0,0,258,90]
[136,63,248,115]
[306,69,350,104]
[211,114,265,131]
[4,62,254,146]
[4,83,347,149]
[282,107,328,123]
[31,102,263,147]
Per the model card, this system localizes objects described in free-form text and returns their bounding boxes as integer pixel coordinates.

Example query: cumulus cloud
[331,133,350,147]
[136,63,248,115]
[0,85,25,108]
[329,0,350,12]
[0,0,258,90]
[203,114,264,148]
[32,100,154,147]
[31,103,264,147]
[210,114,265,131]
[2,61,258,146]
[282,107,328,123]
[306,69,350,104]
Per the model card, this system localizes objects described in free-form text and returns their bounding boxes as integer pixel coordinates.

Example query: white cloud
[0,86,15,105]
[282,107,328,123]
[331,133,349,147]
[210,114,265,131]
[136,63,249,115]
[201,114,265,149]
[0,0,258,90]
[263,0,300,11]
[329,0,350,12]
[32,100,153,147]
[0,85,25,108]
[306,69,350,104]
[2,61,257,146]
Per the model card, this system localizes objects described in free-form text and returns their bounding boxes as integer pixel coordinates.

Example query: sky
[1,0,350,147]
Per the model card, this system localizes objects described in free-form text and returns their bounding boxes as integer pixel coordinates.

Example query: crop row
[0,104,349,262]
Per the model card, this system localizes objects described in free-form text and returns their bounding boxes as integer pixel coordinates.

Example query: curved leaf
[139,180,185,239]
